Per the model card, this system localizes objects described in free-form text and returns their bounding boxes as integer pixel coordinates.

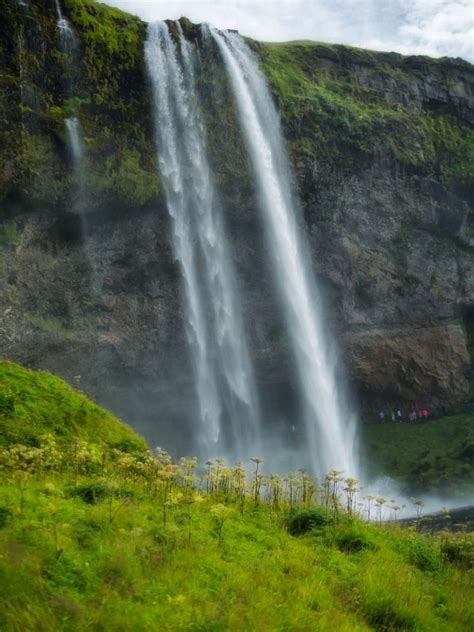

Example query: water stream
[145,22,261,460]
[210,29,357,477]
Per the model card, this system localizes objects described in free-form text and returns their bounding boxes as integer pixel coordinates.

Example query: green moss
[89,148,160,206]
[0,221,19,246]
[256,40,473,188]
[0,361,146,450]
[0,0,159,209]
[25,313,78,339]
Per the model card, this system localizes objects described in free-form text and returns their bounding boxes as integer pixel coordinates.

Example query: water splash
[145,22,261,460]
[54,0,76,52]
[211,29,357,477]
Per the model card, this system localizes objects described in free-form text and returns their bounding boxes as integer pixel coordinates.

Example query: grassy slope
[0,363,473,630]
[361,413,474,496]
[1,477,473,631]
[0,361,146,451]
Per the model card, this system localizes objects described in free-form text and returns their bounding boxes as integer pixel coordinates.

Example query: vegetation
[0,0,159,209]
[256,40,473,189]
[2,1,471,211]
[361,413,474,496]
[0,363,473,630]
[0,361,146,451]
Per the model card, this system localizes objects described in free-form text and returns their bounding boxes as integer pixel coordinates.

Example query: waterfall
[53,0,86,217]
[54,0,76,53]
[211,30,357,477]
[65,116,84,166]
[145,22,261,460]
[65,116,85,213]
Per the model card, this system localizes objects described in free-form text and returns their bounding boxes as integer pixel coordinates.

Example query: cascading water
[145,22,261,460]
[54,0,84,187]
[65,116,85,213]
[54,0,76,53]
[210,29,357,477]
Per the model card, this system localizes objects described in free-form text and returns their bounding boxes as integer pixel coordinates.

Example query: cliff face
[0,0,473,444]
[256,41,474,411]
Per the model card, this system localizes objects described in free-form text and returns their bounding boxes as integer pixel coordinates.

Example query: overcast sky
[103,0,473,61]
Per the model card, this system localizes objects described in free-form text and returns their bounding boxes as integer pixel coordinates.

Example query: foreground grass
[361,413,474,496]
[1,473,473,631]
[0,362,473,629]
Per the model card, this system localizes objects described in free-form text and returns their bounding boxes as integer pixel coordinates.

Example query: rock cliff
[0,0,473,449]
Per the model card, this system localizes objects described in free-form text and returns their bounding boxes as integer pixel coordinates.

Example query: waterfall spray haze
[210,29,357,477]
[145,22,261,460]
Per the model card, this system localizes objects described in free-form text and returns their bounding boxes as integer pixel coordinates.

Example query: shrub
[334,525,377,553]
[69,482,110,504]
[0,390,15,416]
[0,506,12,529]
[65,482,132,504]
[361,597,419,631]
[397,535,442,572]
[441,535,474,569]
[287,507,332,535]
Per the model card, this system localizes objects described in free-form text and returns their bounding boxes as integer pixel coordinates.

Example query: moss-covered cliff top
[259,38,472,69]
[0,0,472,211]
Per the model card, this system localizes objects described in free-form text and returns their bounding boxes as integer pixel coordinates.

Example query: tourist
[379,410,385,423]
[397,409,403,422]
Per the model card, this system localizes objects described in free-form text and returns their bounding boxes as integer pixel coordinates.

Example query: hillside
[0,366,473,630]
[0,361,146,451]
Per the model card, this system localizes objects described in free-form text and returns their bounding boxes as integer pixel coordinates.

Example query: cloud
[103,0,473,61]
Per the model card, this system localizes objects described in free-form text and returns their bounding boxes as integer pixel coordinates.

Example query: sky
[103,0,473,61]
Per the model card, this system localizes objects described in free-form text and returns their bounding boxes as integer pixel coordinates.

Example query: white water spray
[145,22,261,459]
[211,30,357,477]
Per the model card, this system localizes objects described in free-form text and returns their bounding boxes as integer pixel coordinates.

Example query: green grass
[0,361,146,451]
[361,413,474,496]
[0,363,473,630]
[0,470,473,630]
